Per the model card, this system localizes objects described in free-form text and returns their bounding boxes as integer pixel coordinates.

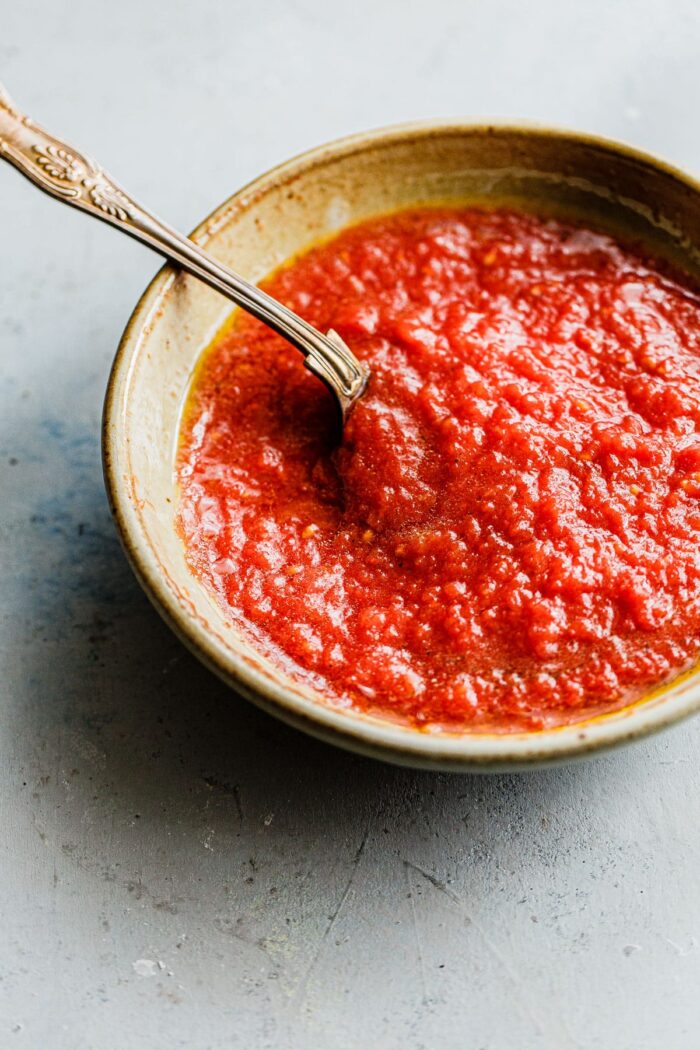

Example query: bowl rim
[102,118,700,771]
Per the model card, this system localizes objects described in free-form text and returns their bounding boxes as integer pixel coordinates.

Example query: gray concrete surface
[2,1,700,1046]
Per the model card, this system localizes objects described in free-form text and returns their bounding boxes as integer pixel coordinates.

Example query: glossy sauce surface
[178,207,700,731]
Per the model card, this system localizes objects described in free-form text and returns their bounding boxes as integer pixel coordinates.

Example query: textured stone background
[2,1,700,1047]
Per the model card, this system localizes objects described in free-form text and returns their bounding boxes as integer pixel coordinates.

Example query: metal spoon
[0,83,369,424]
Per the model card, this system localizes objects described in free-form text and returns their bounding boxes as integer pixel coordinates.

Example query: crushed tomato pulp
[177,207,700,732]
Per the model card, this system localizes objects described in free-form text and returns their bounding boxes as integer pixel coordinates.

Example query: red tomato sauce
[177,207,700,732]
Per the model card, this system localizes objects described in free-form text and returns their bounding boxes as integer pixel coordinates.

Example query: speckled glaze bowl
[103,121,700,771]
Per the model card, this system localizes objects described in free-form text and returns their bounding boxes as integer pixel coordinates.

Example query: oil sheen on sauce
[177,207,700,732]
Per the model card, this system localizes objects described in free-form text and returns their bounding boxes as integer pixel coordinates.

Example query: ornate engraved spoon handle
[0,83,368,422]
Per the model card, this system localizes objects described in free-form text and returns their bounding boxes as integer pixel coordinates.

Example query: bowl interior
[104,123,700,769]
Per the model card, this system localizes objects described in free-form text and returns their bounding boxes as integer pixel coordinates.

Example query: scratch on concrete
[405,863,429,1005]
[403,860,583,1050]
[201,773,244,827]
[291,821,371,1013]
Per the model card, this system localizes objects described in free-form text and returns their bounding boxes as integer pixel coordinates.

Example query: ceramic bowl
[103,121,700,771]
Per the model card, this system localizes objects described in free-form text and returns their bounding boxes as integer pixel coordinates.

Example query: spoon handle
[0,84,368,420]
